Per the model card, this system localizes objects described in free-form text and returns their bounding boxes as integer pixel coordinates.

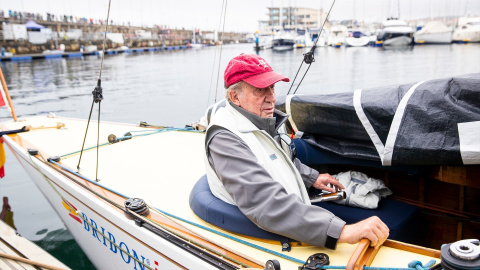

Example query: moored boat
[327,25,348,46]
[272,32,295,51]
[344,31,370,47]
[377,19,414,46]
[414,21,453,44]
[2,74,480,269]
[452,16,480,43]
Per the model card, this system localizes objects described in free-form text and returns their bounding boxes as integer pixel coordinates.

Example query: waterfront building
[258,7,329,33]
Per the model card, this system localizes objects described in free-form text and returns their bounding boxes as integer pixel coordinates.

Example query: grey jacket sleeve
[207,130,345,249]
[294,158,319,188]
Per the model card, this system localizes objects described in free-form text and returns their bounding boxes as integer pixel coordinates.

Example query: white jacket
[332,171,392,209]
[204,102,311,205]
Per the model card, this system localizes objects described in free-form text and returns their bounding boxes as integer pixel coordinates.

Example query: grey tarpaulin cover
[276,73,480,166]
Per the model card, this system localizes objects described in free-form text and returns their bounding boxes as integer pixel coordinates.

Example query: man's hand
[338,216,389,249]
[312,173,345,193]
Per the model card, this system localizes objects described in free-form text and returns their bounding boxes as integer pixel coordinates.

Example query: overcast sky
[1,0,479,32]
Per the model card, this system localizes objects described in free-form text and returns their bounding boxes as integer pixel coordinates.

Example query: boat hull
[383,36,412,46]
[414,31,453,44]
[4,135,216,270]
[345,36,370,47]
[272,38,294,51]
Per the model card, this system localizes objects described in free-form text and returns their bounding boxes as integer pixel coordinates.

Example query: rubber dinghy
[2,75,480,270]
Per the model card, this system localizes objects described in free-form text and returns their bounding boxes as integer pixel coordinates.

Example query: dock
[0,220,71,270]
[0,45,192,62]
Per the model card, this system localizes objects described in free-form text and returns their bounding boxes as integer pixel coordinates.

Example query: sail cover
[276,73,480,166]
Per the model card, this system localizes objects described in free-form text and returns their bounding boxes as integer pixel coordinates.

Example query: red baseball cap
[224,54,289,88]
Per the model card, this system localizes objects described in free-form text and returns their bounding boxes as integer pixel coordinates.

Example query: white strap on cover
[353,81,425,166]
[458,121,480,165]
[286,95,299,133]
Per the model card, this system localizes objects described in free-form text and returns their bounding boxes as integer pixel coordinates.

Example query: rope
[98,0,112,80]
[207,0,224,107]
[61,127,201,159]
[0,252,69,270]
[214,0,228,104]
[317,259,437,270]
[286,0,337,96]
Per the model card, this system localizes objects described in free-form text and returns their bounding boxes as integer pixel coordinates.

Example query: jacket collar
[228,99,288,138]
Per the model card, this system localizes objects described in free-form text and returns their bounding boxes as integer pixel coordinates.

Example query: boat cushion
[189,175,426,245]
[293,138,424,176]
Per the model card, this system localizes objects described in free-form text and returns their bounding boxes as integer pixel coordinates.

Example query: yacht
[345,31,370,47]
[414,21,453,44]
[327,25,348,47]
[377,19,414,46]
[452,16,480,43]
[272,32,294,51]
[253,34,274,50]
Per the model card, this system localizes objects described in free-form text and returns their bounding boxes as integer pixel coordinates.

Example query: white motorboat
[344,31,370,47]
[414,21,453,44]
[294,32,314,48]
[254,34,274,50]
[272,32,294,51]
[377,19,414,46]
[327,25,348,46]
[452,16,480,43]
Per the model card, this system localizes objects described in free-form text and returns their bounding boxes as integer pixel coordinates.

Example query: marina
[0,0,480,269]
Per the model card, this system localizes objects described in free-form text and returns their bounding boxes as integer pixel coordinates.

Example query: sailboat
[3,62,480,270]
[1,2,479,270]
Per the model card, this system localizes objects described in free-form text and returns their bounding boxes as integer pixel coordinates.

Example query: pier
[0,17,249,56]
[0,220,71,270]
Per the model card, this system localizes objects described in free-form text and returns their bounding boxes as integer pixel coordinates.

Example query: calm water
[0,43,479,269]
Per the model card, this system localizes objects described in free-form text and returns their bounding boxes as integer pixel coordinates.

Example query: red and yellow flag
[0,137,5,178]
[0,84,6,177]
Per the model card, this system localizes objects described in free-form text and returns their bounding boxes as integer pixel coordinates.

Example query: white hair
[225,81,247,101]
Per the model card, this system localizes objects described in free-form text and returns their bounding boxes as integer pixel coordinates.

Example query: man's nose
[265,87,275,102]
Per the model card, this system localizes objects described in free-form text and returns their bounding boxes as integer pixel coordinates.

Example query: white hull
[452,28,480,42]
[414,31,452,44]
[272,46,293,51]
[345,36,370,47]
[383,36,412,46]
[4,135,214,270]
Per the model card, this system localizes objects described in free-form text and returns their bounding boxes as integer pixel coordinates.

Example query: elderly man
[204,53,388,249]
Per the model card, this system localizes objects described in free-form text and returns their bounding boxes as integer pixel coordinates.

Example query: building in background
[258,7,329,34]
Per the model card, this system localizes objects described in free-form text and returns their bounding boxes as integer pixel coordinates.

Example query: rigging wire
[214,0,228,104]
[206,0,226,108]
[76,0,112,181]
[286,0,337,96]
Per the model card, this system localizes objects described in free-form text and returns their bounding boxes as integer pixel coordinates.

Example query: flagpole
[0,67,17,122]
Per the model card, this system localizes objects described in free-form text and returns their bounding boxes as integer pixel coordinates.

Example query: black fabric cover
[276,73,480,165]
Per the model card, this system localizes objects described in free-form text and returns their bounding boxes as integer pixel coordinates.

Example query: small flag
[0,138,5,178]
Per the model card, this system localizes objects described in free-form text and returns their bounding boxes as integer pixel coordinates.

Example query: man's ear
[229,90,241,106]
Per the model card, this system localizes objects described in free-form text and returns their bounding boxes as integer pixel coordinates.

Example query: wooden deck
[0,220,70,270]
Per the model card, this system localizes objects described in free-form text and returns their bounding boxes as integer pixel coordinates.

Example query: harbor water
[0,43,479,269]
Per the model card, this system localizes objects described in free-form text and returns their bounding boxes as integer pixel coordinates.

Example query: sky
[1,0,479,32]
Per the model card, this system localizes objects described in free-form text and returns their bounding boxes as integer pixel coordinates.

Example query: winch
[441,239,480,270]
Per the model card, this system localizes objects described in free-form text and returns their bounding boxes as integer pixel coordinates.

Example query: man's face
[231,83,276,118]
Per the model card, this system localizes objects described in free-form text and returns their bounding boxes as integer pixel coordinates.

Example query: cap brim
[243,71,290,88]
